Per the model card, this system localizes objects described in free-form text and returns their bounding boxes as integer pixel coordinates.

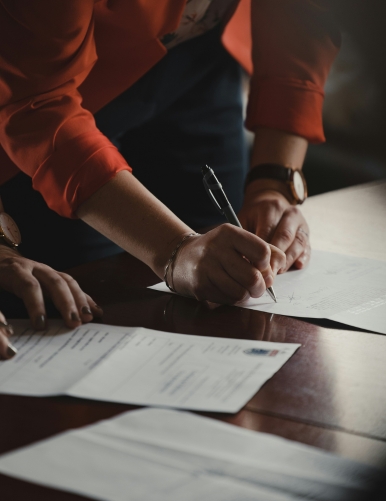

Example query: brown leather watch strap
[244,163,307,205]
[245,163,292,188]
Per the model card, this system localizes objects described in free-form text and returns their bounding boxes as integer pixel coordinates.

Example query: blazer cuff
[32,131,132,218]
[246,78,326,144]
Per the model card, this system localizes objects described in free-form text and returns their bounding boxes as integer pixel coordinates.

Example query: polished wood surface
[1,182,386,499]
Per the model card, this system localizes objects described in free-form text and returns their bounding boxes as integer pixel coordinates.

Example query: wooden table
[1,181,386,499]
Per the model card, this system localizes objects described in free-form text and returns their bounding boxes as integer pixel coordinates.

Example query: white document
[150,251,386,335]
[0,319,130,396]
[0,408,380,501]
[0,320,299,413]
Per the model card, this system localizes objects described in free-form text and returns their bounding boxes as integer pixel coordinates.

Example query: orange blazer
[0,0,339,218]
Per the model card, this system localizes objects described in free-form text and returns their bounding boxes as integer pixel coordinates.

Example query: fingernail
[35,315,46,330]
[6,342,17,359]
[71,312,81,322]
[93,305,103,318]
[81,306,92,316]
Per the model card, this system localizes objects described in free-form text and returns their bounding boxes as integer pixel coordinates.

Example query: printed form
[0,408,380,501]
[0,320,299,412]
[150,251,386,335]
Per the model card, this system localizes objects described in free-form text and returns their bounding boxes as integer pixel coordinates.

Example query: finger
[86,295,104,318]
[270,207,308,253]
[206,270,250,305]
[219,249,267,298]
[223,225,272,274]
[33,267,81,329]
[254,201,284,243]
[268,244,286,276]
[0,321,14,337]
[282,229,310,272]
[58,273,94,323]
[0,311,14,336]
[0,331,17,360]
[9,271,48,330]
[294,242,311,270]
[189,267,249,305]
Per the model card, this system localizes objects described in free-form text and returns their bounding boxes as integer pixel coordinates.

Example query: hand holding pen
[170,224,285,305]
[201,165,284,303]
[165,167,285,305]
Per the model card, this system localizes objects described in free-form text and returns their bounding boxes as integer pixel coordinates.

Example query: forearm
[247,1,340,142]
[251,127,308,170]
[239,128,311,271]
[76,171,193,278]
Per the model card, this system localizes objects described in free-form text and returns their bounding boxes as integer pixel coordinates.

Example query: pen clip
[203,179,224,215]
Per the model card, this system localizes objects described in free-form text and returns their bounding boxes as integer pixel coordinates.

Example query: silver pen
[202,164,277,303]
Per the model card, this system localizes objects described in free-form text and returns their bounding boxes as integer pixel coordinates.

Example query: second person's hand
[0,247,103,330]
[239,188,311,273]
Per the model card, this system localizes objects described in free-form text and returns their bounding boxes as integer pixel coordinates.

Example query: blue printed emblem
[244,348,279,356]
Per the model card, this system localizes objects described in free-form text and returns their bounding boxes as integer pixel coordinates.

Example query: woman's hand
[238,189,311,272]
[0,310,16,360]
[0,247,103,330]
[241,128,311,272]
[171,224,285,304]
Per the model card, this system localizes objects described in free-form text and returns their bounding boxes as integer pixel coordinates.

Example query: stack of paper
[150,251,386,335]
[0,320,299,413]
[0,408,381,500]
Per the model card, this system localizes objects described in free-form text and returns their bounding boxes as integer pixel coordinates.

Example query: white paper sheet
[149,251,386,335]
[0,408,380,501]
[0,320,132,396]
[0,320,299,413]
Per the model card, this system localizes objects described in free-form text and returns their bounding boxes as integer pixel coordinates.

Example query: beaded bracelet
[163,233,199,293]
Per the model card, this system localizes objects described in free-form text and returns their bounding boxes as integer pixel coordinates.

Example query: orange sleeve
[0,1,131,218]
[246,0,341,143]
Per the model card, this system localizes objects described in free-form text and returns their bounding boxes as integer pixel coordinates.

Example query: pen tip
[202,165,211,176]
[267,287,277,303]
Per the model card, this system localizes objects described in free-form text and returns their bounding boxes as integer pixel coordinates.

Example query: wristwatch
[245,163,308,205]
[0,211,22,248]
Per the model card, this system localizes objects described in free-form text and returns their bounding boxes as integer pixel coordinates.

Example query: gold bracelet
[163,233,199,293]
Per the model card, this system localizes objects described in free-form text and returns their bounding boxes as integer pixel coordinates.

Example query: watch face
[292,171,306,202]
[0,213,21,246]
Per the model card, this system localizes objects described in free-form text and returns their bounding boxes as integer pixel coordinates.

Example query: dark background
[303,0,386,195]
